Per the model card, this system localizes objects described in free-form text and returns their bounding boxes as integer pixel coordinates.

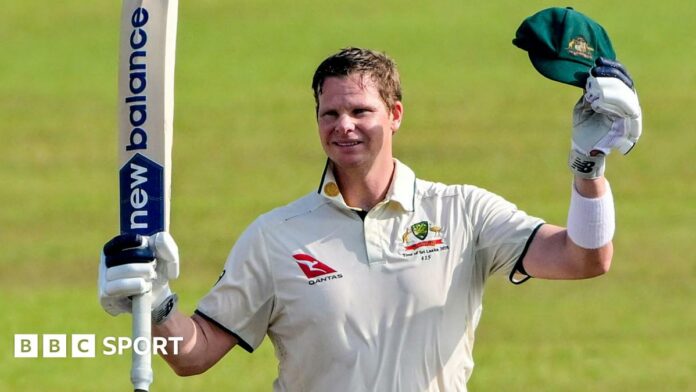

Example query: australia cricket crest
[400,220,449,258]
[567,36,594,59]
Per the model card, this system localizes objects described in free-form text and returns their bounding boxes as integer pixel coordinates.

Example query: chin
[328,154,368,170]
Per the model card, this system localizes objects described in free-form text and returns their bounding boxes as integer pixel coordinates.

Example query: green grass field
[1,1,694,390]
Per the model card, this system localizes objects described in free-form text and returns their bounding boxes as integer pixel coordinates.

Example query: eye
[320,110,338,119]
[353,107,372,116]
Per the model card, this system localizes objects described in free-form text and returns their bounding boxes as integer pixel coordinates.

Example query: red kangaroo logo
[292,253,337,278]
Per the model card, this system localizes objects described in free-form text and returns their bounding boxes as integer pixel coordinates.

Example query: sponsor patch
[292,253,343,285]
[400,220,449,259]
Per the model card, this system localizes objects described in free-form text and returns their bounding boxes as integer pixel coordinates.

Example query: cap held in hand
[513,7,616,87]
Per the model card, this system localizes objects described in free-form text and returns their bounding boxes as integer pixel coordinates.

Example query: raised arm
[520,58,641,280]
[523,177,613,279]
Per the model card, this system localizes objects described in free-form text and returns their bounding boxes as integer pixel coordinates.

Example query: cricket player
[99,46,641,391]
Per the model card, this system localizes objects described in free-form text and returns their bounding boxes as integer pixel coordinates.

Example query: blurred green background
[1,1,694,391]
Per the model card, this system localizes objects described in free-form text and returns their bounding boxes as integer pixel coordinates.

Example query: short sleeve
[196,219,275,353]
[466,186,544,281]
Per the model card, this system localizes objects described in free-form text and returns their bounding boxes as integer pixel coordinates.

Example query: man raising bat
[98,9,642,391]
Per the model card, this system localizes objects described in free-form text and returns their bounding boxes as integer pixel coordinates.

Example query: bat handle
[131,292,153,391]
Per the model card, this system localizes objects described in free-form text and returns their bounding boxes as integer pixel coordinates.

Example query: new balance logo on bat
[119,6,166,234]
[292,253,343,285]
[125,7,151,153]
[120,153,164,233]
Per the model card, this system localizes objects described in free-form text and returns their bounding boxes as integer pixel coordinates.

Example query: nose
[334,114,356,133]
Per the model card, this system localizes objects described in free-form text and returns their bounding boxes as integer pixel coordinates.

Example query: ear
[390,101,404,134]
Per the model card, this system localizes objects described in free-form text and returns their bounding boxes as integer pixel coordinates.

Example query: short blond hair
[311,47,402,114]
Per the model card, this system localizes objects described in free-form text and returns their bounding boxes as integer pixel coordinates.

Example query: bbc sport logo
[14,334,183,358]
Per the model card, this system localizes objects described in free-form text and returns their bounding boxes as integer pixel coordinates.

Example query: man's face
[317,74,403,173]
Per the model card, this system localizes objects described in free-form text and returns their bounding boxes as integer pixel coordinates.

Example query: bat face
[117,2,178,391]
[118,1,177,236]
[120,7,164,234]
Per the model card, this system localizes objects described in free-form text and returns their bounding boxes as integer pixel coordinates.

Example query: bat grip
[131,292,153,391]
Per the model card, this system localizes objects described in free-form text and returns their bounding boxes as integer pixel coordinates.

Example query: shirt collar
[387,159,416,212]
[317,158,416,212]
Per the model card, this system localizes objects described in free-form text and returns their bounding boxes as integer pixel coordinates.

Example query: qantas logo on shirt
[292,253,343,285]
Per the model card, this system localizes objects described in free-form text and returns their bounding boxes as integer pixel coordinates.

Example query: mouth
[332,141,362,147]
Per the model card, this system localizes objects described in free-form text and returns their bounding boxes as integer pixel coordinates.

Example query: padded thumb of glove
[150,232,180,280]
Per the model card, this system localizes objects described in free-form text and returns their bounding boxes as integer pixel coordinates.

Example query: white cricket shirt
[197,159,544,391]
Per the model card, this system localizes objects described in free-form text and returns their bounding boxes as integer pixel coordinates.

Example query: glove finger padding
[150,232,179,280]
[106,262,156,281]
[105,276,153,297]
[592,57,634,89]
[579,76,642,156]
[104,262,156,298]
[99,232,180,317]
[99,252,133,316]
[585,76,641,119]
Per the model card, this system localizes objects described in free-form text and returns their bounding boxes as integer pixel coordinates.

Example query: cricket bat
[118,1,178,390]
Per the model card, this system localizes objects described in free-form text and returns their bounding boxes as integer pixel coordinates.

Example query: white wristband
[567,181,615,249]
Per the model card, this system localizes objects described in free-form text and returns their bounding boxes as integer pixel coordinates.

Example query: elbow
[599,251,613,274]
[584,242,613,277]
[566,235,613,278]
[593,256,612,276]
[169,361,210,377]
[172,366,196,377]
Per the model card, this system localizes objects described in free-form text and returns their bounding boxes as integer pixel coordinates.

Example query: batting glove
[99,232,179,321]
[570,57,642,178]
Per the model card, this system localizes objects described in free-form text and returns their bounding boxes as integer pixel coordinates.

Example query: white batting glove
[570,58,642,178]
[98,232,179,317]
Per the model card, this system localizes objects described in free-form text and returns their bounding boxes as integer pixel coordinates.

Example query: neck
[333,158,395,211]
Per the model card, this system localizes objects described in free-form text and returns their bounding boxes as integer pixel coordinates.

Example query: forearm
[152,310,203,375]
[566,175,614,273]
[153,311,236,376]
[574,175,607,198]
[523,176,614,279]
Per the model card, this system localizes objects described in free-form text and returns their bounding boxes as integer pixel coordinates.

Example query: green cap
[512,7,616,87]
